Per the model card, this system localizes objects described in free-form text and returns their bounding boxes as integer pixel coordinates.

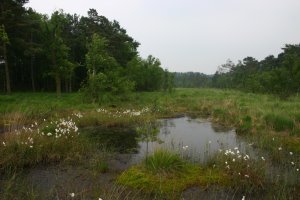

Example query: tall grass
[144,149,186,173]
[0,116,96,171]
[264,113,295,131]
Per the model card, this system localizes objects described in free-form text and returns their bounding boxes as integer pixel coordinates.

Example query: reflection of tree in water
[211,123,233,133]
[83,127,139,153]
[160,119,175,136]
[136,121,162,159]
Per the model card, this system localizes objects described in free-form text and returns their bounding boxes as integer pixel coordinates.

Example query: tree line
[212,44,300,98]
[173,44,300,98]
[173,72,212,88]
[0,0,173,98]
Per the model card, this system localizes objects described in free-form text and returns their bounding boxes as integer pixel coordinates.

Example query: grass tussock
[144,149,186,173]
[118,165,226,198]
[118,149,227,198]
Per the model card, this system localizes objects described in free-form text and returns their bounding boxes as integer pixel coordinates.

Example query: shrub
[81,72,135,103]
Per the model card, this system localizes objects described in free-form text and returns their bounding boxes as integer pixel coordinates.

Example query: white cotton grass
[95,107,150,118]
[182,145,189,150]
[0,115,81,150]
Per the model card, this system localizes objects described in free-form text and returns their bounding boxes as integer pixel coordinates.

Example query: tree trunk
[55,73,61,97]
[51,47,61,97]
[69,77,72,92]
[30,32,36,92]
[3,43,11,95]
[30,55,36,92]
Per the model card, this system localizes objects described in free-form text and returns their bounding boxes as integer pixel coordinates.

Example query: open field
[1,88,300,199]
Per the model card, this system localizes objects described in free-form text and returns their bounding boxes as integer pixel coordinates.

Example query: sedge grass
[144,149,186,173]
[2,89,300,198]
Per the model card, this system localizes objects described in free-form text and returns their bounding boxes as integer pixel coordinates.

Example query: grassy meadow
[1,88,300,199]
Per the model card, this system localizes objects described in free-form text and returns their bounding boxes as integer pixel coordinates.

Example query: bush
[81,72,135,103]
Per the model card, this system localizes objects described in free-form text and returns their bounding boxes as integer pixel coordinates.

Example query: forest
[0,0,173,99]
[2,0,300,100]
[212,44,300,98]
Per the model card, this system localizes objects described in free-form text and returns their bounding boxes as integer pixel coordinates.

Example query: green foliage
[264,113,295,131]
[81,72,135,103]
[86,33,115,74]
[81,73,109,103]
[0,4,143,94]
[81,32,136,103]
[126,55,172,92]
[174,72,211,88]
[212,44,300,98]
[0,25,10,44]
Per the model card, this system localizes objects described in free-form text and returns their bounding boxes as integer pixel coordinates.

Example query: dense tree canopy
[0,0,171,98]
[173,72,212,88]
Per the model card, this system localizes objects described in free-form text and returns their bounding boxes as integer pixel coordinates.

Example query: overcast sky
[26,0,300,74]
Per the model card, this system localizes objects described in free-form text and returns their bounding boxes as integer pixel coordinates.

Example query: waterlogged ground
[16,116,250,199]
[2,89,300,199]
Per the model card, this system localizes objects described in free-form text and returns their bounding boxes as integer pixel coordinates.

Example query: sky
[26,0,300,74]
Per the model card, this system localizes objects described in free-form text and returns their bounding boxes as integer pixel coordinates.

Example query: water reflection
[160,119,175,136]
[83,117,248,163]
[82,127,139,153]
[131,117,248,163]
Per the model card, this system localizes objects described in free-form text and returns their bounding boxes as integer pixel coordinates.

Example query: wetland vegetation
[1,89,300,199]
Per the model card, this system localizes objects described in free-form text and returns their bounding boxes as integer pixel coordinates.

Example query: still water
[131,117,248,163]
[84,116,249,163]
